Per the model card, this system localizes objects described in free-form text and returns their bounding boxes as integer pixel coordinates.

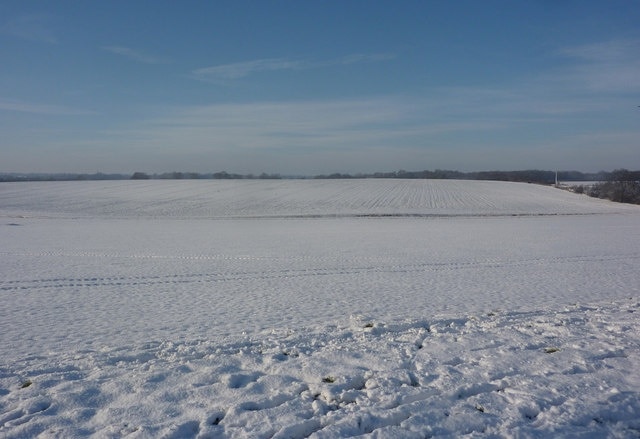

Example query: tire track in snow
[2,252,640,292]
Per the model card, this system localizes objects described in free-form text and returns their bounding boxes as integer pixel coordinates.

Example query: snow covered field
[1,179,639,437]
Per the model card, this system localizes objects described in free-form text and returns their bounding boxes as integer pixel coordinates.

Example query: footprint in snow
[224,372,263,389]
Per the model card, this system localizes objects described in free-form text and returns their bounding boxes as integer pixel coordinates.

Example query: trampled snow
[1,180,639,437]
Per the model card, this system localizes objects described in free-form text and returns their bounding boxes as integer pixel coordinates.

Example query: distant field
[1,179,636,219]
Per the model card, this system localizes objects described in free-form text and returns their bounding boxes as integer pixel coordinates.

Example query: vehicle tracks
[2,253,639,292]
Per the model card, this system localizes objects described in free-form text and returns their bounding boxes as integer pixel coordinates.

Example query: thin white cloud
[30,85,640,174]
[1,14,58,44]
[95,68,639,173]
[0,98,95,115]
[192,53,395,83]
[559,39,640,63]
[7,36,636,174]
[103,46,169,64]
[103,96,513,161]
[553,39,640,92]
[192,58,305,81]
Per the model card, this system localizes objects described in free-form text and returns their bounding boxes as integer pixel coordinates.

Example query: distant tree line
[0,172,128,182]
[0,169,616,184]
[311,169,607,183]
[130,171,283,180]
[571,169,640,205]
[5,168,638,205]
[0,171,284,182]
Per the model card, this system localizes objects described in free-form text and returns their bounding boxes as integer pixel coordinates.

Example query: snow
[1,179,637,219]
[1,179,639,438]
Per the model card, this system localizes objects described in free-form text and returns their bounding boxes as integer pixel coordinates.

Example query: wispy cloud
[126,51,638,151]
[553,39,640,92]
[40,80,639,174]
[192,58,304,81]
[192,53,395,83]
[559,39,640,63]
[0,98,96,115]
[9,38,634,174]
[104,95,519,163]
[103,46,169,64]
[1,14,58,44]
[97,62,639,173]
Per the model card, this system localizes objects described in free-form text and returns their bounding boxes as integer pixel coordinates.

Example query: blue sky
[1,1,639,175]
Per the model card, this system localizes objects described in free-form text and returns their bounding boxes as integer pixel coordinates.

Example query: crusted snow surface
[1,180,640,437]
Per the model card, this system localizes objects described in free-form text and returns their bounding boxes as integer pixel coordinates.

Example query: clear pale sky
[1,1,639,175]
